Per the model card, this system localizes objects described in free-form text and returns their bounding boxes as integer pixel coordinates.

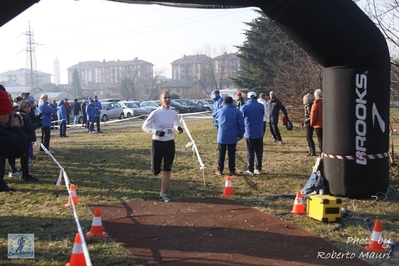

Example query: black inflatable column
[260,0,390,198]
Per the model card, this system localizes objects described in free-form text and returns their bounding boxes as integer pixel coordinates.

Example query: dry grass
[0,112,398,265]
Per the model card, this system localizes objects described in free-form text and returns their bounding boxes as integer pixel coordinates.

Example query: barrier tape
[39,143,93,266]
[323,152,389,160]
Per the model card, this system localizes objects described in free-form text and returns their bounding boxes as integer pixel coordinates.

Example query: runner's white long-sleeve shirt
[142,107,181,141]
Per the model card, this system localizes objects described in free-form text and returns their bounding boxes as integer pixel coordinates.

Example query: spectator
[266,91,288,145]
[49,99,58,128]
[257,93,268,137]
[211,90,223,129]
[27,98,41,164]
[21,92,30,101]
[310,89,323,154]
[141,91,183,202]
[57,99,68,137]
[18,100,38,181]
[303,93,316,156]
[72,98,80,126]
[93,95,103,133]
[236,92,245,109]
[214,96,245,176]
[38,94,58,151]
[240,91,265,176]
[86,97,95,134]
[64,98,71,125]
[0,89,27,192]
[81,99,87,128]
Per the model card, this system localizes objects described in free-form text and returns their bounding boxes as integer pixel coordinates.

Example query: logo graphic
[8,234,35,259]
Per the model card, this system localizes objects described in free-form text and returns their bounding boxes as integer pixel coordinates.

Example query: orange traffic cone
[223,176,233,196]
[291,190,305,214]
[66,233,86,266]
[86,208,108,238]
[363,220,386,253]
[65,184,79,207]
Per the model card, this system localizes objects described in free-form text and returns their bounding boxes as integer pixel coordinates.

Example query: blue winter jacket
[212,96,223,126]
[215,104,245,144]
[86,103,96,121]
[57,102,67,121]
[93,100,102,118]
[38,101,57,128]
[240,98,264,139]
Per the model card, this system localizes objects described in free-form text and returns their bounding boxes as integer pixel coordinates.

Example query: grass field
[0,111,398,265]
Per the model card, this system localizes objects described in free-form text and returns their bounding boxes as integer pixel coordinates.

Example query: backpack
[301,170,325,195]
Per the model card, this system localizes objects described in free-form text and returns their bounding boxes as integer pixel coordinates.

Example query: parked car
[119,101,149,117]
[171,100,193,113]
[174,99,207,112]
[195,99,214,111]
[99,98,121,103]
[100,102,125,122]
[140,100,176,112]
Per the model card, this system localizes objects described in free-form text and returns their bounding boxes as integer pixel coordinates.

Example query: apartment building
[67,57,154,87]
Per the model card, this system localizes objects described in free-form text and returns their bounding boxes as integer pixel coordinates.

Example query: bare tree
[139,69,165,100]
[361,0,399,99]
[273,45,324,123]
[194,44,236,97]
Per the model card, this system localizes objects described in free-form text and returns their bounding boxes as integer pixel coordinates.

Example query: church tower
[53,55,60,85]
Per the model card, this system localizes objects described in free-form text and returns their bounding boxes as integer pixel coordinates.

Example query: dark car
[174,99,207,112]
[171,100,193,113]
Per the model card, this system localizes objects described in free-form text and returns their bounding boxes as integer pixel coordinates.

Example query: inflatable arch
[1,0,390,198]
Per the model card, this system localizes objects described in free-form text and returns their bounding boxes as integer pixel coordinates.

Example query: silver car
[119,101,149,118]
[100,102,125,122]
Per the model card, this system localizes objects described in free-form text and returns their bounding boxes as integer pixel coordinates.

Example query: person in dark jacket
[72,98,81,126]
[240,91,265,176]
[303,93,316,156]
[214,96,245,176]
[57,100,68,137]
[18,100,38,181]
[0,89,27,191]
[38,94,58,151]
[236,92,245,109]
[81,100,87,128]
[266,91,288,144]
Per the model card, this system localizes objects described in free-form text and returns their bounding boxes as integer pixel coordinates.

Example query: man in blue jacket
[57,100,68,137]
[212,90,223,129]
[240,92,265,176]
[93,95,103,133]
[214,96,245,176]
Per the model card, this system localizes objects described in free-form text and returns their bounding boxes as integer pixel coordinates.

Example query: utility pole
[24,21,40,93]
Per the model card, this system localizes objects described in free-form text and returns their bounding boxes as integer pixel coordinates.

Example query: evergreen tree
[71,68,82,97]
[233,10,295,94]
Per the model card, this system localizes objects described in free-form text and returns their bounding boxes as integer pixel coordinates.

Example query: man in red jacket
[310,89,323,154]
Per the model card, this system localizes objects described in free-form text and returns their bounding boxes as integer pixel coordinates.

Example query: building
[0,68,52,90]
[67,57,154,87]
[168,53,240,99]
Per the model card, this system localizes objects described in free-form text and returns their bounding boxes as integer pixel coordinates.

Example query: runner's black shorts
[151,139,175,175]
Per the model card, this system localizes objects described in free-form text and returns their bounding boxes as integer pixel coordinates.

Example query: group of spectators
[212,89,291,177]
[0,86,40,191]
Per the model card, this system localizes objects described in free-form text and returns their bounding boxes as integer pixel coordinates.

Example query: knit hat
[237,92,242,97]
[0,90,13,116]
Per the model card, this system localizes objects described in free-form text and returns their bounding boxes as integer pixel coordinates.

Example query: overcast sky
[0,0,260,84]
